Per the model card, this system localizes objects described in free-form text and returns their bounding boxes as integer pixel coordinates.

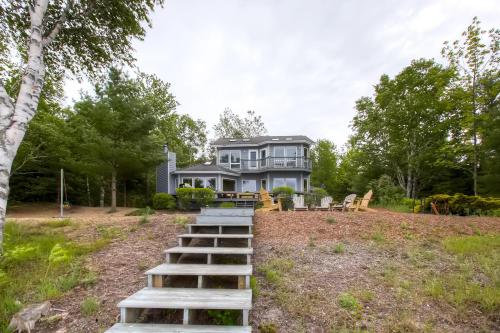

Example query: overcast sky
[67,0,499,148]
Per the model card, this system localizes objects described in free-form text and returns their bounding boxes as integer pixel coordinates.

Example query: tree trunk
[110,169,117,212]
[0,0,49,253]
[86,176,91,206]
[406,168,413,198]
[123,181,127,208]
[471,72,478,196]
[99,180,105,208]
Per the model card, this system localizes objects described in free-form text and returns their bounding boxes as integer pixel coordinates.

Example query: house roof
[212,135,314,147]
[173,163,240,176]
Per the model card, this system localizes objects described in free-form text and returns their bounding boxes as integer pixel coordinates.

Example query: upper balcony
[219,156,312,172]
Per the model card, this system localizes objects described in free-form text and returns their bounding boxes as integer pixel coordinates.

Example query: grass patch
[371,230,386,244]
[96,225,124,240]
[173,215,189,226]
[332,243,345,254]
[126,207,156,216]
[326,216,337,224]
[0,221,111,330]
[81,296,100,317]
[250,276,260,298]
[338,293,361,312]
[258,257,294,287]
[422,234,500,313]
[40,218,73,228]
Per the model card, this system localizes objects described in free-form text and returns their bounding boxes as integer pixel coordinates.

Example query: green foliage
[332,243,346,254]
[219,202,236,208]
[126,207,156,216]
[139,207,152,225]
[81,297,100,317]
[338,293,362,312]
[258,258,294,287]
[427,193,500,215]
[311,139,338,195]
[152,193,176,210]
[369,175,403,205]
[176,188,193,210]
[40,219,72,228]
[305,187,329,206]
[173,215,189,226]
[250,276,260,298]
[207,309,240,325]
[0,221,111,330]
[272,186,295,210]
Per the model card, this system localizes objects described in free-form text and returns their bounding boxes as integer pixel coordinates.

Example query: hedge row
[427,193,500,215]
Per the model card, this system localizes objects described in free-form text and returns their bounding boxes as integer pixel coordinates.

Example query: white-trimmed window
[273,178,297,190]
[222,178,236,192]
[181,177,217,190]
[219,150,241,169]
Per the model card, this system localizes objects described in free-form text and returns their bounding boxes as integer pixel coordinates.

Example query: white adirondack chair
[293,195,308,211]
[316,196,333,211]
[331,194,357,212]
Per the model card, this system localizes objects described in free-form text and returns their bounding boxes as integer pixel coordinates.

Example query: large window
[274,146,297,167]
[273,178,297,190]
[219,150,241,169]
[303,178,308,192]
[242,180,257,192]
[222,178,236,192]
[181,177,216,190]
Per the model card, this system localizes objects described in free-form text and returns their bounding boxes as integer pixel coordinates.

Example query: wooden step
[106,323,251,333]
[178,234,253,247]
[118,288,251,325]
[196,215,253,225]
[200,207,254,217]
[164,247,253,264]
[187,224,252,235]
[145,264,252,288]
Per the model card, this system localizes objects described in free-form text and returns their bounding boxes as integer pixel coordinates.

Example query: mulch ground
[251,210,500,333]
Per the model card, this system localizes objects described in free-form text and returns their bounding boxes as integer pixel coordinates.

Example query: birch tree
[0,0,164,253]
[442,17,500,195]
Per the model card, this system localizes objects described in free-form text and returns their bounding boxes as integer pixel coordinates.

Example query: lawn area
[252,211,500,333]
[1,205,191,332]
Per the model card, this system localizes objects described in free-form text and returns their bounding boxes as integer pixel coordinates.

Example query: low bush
[176,188,215,210]
[369,174,404,206]
[427,193,500,216]
[338,293,361,312]
[272,186,294,210]
[305,187,328,207]
[81,297,100,317]
[152,193,176,210]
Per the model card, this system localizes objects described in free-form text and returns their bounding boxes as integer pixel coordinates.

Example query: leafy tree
[310,139,338,195]
[72,69,165,212]
[213,108,267,138]
[0,0,164,252]
[442,16,500,195]
[351,59,456,198]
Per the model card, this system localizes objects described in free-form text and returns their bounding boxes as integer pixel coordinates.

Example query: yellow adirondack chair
[354,190,373,211]
[256,188,280,212]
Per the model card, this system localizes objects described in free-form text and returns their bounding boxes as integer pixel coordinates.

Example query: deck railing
[220,156,311,171]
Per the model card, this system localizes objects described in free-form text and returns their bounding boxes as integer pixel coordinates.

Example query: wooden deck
[106,323,251,333]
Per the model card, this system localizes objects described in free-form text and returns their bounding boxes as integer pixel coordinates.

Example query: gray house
[156,135,313,195]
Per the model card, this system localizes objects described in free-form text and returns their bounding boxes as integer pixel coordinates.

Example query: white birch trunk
[0,0,49,253]
[110,169,117,212]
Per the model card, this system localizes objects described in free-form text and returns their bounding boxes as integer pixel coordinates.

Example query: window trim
[248,149,258,169]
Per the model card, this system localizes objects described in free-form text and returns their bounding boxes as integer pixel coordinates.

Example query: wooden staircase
[105,207,254,332]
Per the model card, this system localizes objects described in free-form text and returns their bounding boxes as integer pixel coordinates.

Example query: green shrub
[81,297,100,317]
[152,193,176,210]
[427,193,500,216]
[193,188,215,207]
[219,202,236,208]
[338,293,361,312]
[176,188,215,209]
[176,188,192,210]
[305,187,328,206]
[258,323,278,333]
[126,207,156,216]
[272,186,294,210]
[369,175,404,205]
[40,218,72,228]
[332,243,345,254]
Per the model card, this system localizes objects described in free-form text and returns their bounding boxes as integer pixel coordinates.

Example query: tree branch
[43,0,74,47]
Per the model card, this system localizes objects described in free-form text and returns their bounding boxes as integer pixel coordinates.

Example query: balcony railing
[220,156,311,171]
